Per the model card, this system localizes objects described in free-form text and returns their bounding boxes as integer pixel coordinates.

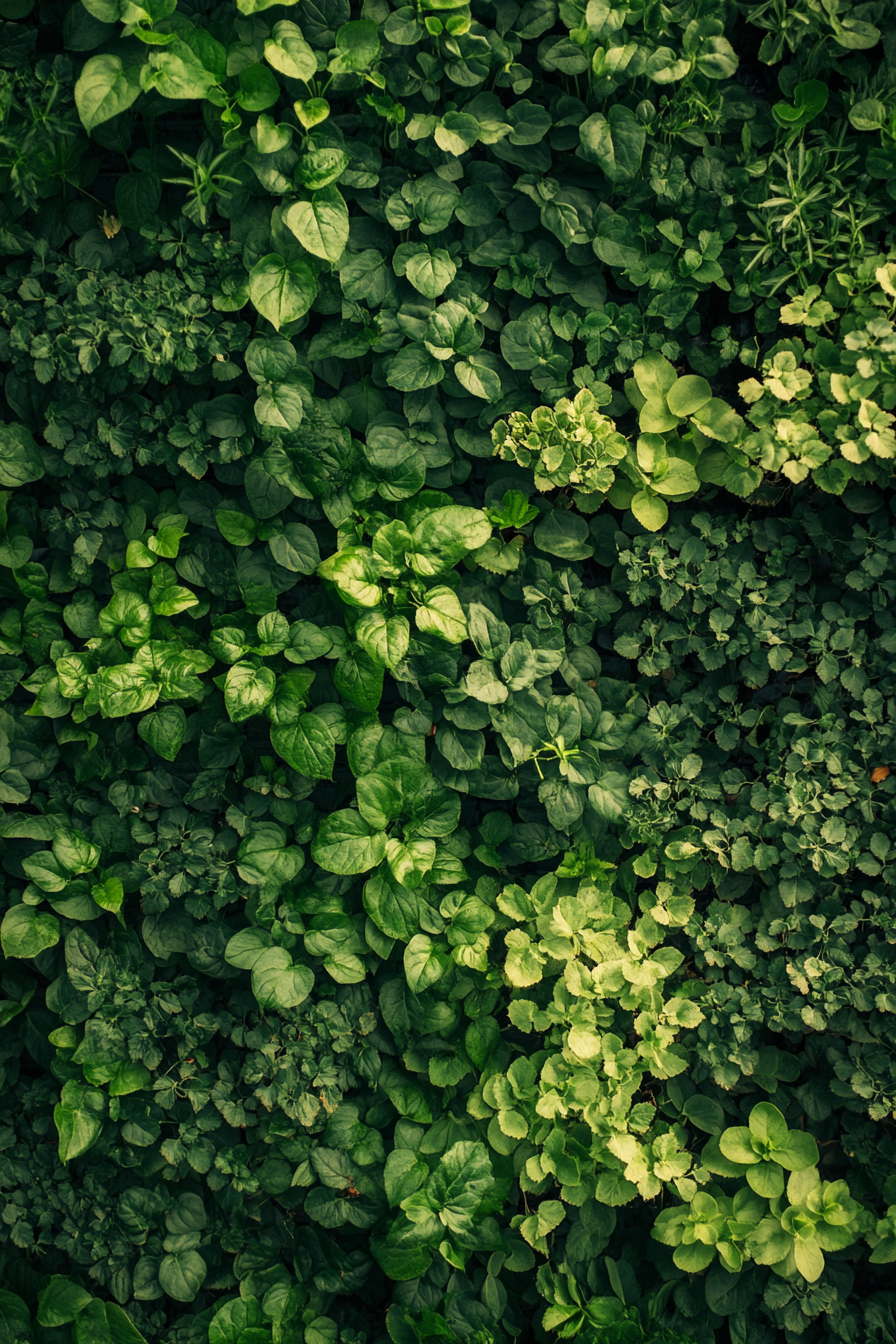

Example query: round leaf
[312,810,387,875]
[158,1250,207,1302]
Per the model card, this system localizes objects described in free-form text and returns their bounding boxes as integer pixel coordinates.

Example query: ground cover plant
[3,0,896,1341]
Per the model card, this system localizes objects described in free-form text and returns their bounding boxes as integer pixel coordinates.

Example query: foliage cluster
[2,1,896,1343]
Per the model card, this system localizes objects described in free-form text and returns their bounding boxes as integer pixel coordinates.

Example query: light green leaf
[404,934,449,993]
[75,54,142,132]
[579,105,646,182]
[248,254,317,331]
[1,904,60,958]
[54,1081,105,1162]
[224,662,276,723]
[312,810,387,875]
[271,712,335,780]
[264,20,317,81]
[284,187,350,263]
[0,423,45,487]
[666,375,711,417]
[251,947,314,1010]
[630,491,669,531]
[415,586,467,644]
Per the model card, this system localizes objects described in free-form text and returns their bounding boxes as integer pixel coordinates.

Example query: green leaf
[107,1060,151,1097]
[224,928,273,970]
[75,54,142,132]
[1,904,60,958]
[363,868,419,940]
[415,586,467,644]
[503,929,546,987]
[312,810,387,875]
[404,934,449,993]
[37,1277,93,1327]
[53,829,100,875]
[54,1081,105,1162]
[264,20,317,81]
[355,610,410,669]
[588,772,631,821]
[427,1140,493,1230]
[632,351,677,403]
[271,711,336,780]
[319,546,384,608]
[533,511,593,560]
[255,383,306,432]
[251,947,314,1009]
[158,1250,207,1302]
[690,398,744,442]
[748,1101,789,1148]
[579,105,646,182]
[793,1237,824,1282]
[237,63,280,111]
[652,459,699,497]
[209,1298,269,1344]
[517,1199,566,1249]
[848,96,887,131]
[284,187,350,263]
[666,375,712,417]
[268,523,320,574]
[0,423,44,487]
[405,249,457,299]
[148,44,220,99]
[92,662,159,718]
[224,662,276,723]
[0,1290,33,1341]
[681,1095,725,1135]
[775,1130,820,1171]
[334,646,384,712]
[384,1150,429,1206]
[630,490,669,531]
[408,506,492,575]
[236,822,303,886]
[248,254,317,331]
[98,591,153,646]
[331,18,380,72]
[719,1126,760,1166]
[387,345,446,392]
[137,705,187,761]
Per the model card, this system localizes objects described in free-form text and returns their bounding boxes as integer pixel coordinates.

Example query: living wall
[2,0,896,1341]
